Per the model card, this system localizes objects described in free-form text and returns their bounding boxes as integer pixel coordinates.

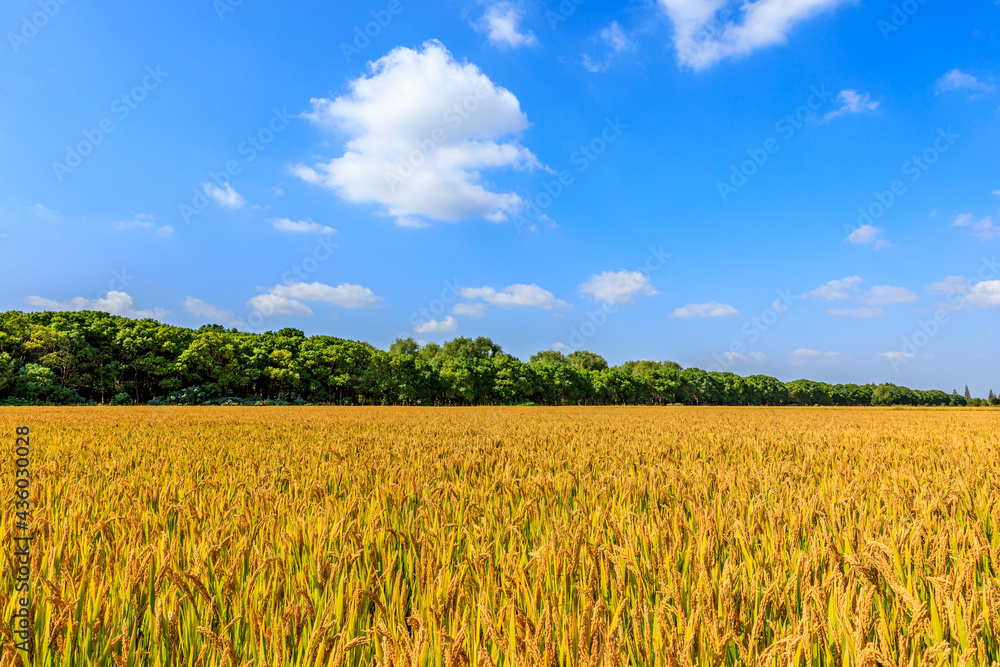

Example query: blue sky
[2,0,998,393]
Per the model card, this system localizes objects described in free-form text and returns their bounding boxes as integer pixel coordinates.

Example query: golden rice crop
[1,406,999,666]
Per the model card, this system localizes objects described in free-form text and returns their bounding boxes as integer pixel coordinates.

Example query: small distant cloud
[879,350,916,362]
[935,68,995,96]
[825,90,880,120]
[804,276,864,301]
[953,213,999,240]
[182,297,241,327]
[552,342,571,353]
[845,224,893,248]
[476,3,536,49]
[715,351,767,365]
[461,284,569,309]
[414,316,460,334]
[826,307,885,319]
[926,276,970,295]
[791,348,840,363]
[28,204,59,221]
[452,303,487,318]
[247,281,383,318]
[270,217,336,234]
[966,281,1000,309]
[115,213,174,238]
[203,183,246,209]
[27,291,168,319]
[804,277,915,306]
[582,21,635,72]
[861,286,918,306]
[579,270,658,304]
[658,0,855,70]
[668,301,739,319]
[247,293,313,317]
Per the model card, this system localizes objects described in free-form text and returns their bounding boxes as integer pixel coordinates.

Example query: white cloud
[452,302,487,318]
[826,307,885,319]
[414,316,459,334]
[182,297,241,327]
[927,276,970,294]
[791,348,839,361]
[579,270,658,304]
[716,350,767,364]
[925,278,1000,311]
[552,342,571,353]
[477,3,536,49]
[657,0,853,70]
[271,217,336,234]
[601,20,634,53]
[860,285,918,306]
[295,41,541,227]
[805,276,915,307]
[935,69,995,96]
[966,281,1000,309]
[845,224,893,248]
[953,213,999,240]
[583,21,635,72]
[460,284,569,309]
[246,294,314,317]
[266,282,382,309]
[668,301,739,319]
[825,89,880,120]
[203,183,246,209]
[28,204,59,221]
[879,350,916,362]
[247,281,382,317]
[115,213,174,238]
[27,291,168,319]
[804,276,864,301]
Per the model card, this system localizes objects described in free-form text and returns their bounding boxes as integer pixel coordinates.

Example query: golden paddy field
[1,407,998,666]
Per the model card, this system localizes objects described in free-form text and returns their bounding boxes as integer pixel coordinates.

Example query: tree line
[0,310,994,408]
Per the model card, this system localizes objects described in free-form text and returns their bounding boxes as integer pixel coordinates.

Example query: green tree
[389,337,421,356]
[440,336,506,360]
[566,350,608,372]
[529,350,567,365]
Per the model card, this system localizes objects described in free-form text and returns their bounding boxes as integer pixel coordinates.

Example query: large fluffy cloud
[182,297,242,327]
[294,41,542,227]
[658,0,853,70]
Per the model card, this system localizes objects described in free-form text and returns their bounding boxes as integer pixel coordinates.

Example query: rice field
[1,406,998,666]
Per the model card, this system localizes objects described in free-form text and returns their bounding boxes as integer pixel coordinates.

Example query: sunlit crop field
[1,407,998,666]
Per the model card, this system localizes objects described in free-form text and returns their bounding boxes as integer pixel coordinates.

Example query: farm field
[1,407,999,666]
